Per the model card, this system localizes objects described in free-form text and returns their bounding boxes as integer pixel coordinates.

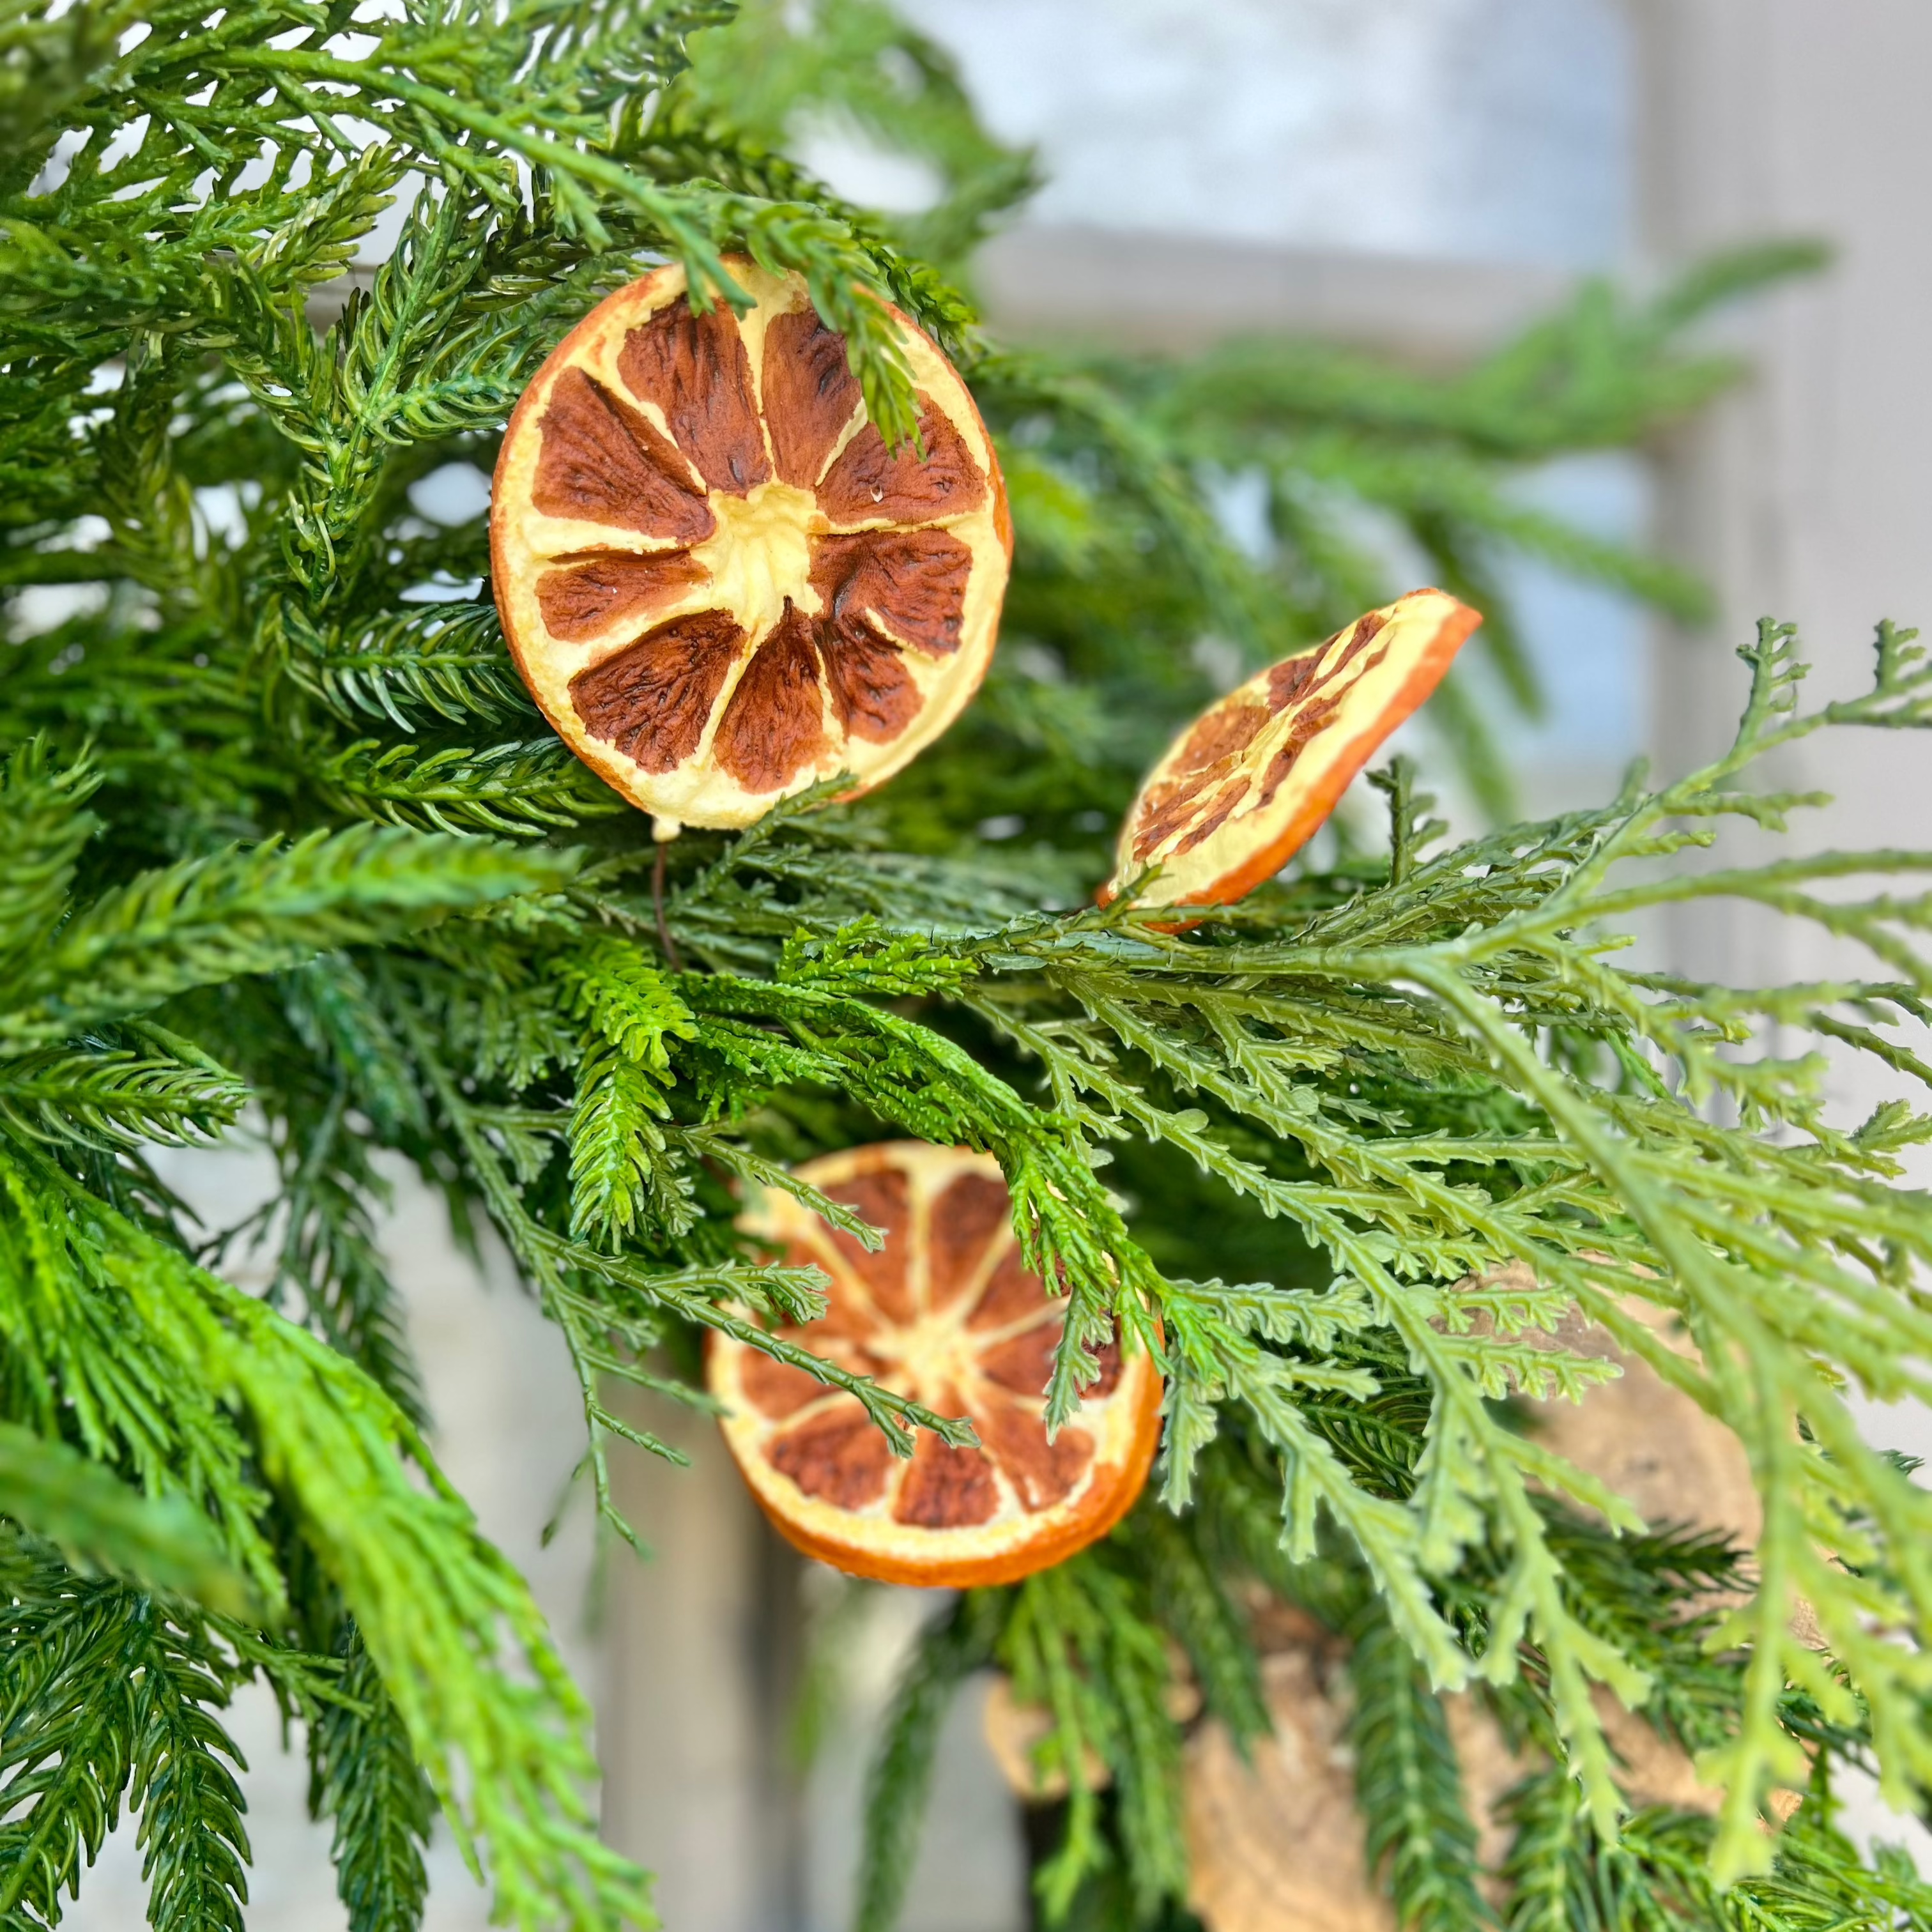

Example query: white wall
[894,0,1630,264]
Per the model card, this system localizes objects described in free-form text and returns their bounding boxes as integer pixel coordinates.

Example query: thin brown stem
[653,842,684,972]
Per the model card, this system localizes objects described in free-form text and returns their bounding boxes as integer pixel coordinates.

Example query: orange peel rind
[709,1143,1163,1587]
[1103,588,1482,912]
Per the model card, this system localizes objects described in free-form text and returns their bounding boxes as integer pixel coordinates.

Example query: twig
[652,843,684,973]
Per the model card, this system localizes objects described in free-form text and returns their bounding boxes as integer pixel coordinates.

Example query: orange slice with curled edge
[1101,589,1482,912]
[491,256,1012,832]
[709,1143,1163,1586]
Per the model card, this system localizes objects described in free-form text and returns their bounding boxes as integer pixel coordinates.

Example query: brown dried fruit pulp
[491,257,1011,830]
[709,1144,1163,1587]
[1103,589,1482,912]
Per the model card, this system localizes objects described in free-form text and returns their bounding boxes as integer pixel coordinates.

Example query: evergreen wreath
[3,0,1929,1928]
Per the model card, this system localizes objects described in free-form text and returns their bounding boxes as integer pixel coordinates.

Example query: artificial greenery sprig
[933,620,1932,1882]
[5,0,1923,1924]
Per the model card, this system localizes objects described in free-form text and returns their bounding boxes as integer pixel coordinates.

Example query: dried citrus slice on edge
[1101,588,1482,912]
[709,1143,1163,1586]
[491,257,1012,831]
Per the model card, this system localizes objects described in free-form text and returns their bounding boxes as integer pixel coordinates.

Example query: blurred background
[66,1,1932,1926]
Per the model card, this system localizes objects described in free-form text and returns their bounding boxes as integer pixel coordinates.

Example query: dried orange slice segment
[710,1143,1163,1586]
[491,258,1012,831]
[1102,589,1482,912]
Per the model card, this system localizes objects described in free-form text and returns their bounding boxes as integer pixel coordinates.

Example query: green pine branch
[1348,1604,1494,1931]
[0,1538,268,1931]
[0,1134,652,1929]
[0,1423,249,1615]
[309,1622,436,1932]
[0,807,576,1051]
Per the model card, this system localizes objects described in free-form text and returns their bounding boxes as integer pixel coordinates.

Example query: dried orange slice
[491,257,1012,831]
[1101,589,1482,912]
[709,1143,1163,1586]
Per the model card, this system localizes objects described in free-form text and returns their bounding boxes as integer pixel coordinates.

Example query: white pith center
[691,480,823,640]
[866,1307,980,1406]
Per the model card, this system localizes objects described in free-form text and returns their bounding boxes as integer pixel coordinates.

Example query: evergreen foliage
[3,0,1929,1928]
